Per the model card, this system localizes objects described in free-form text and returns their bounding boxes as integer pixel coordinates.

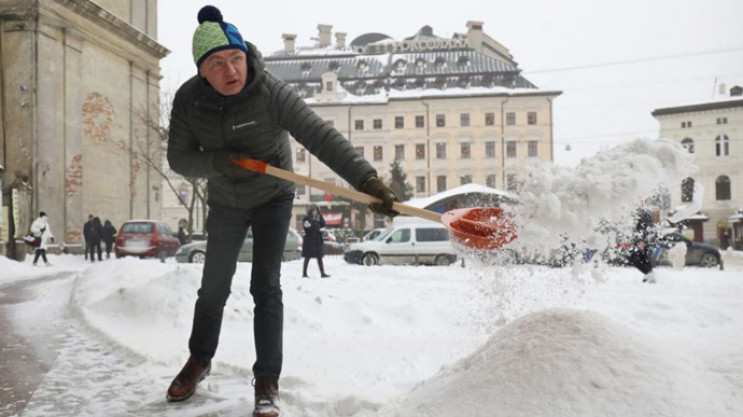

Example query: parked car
[175,227,303,263]
[115,220,181,260]
[344,218,457,266]
[654,233,723,269]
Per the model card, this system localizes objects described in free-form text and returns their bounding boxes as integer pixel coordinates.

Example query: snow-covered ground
[1,251,741,417]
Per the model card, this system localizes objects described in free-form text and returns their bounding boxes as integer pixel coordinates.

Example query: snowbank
[381,308,727,417]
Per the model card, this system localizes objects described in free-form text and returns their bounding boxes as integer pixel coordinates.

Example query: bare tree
[131,97,208,241]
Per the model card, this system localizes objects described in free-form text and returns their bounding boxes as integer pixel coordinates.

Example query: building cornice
[53,0,169,59]
[652,99,743,117]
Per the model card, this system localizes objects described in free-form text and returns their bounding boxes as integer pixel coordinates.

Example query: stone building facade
[264,22,561,230]
[652,86,743,248]
[0,0,168,250]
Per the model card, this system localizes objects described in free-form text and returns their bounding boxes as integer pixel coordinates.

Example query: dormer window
[300,62,312,73]
[357,60,368,71]
[328,61,340,72]
[416,58,426,68]
[434,76,446,89]
[434,57,446,69]
[394,59,407,71]
[415,77,425,88]
[457,56,469,67]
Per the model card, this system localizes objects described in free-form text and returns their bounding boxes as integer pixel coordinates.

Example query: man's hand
[363,177,399,217]
[213,151,251,177]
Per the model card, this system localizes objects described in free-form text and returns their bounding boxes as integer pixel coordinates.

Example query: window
[416,176,426,193]
[717,117,728,125]
[373,146,383,161]
[507,173,518,191]
[415,144,426,160]
[527,111,537,125]
[436,114,446,127]
[485,112,495,126]
[460,175,472,185]
[681,138,694,153]
[485,141,496,158]
[355,119,364,130]
[681,121,692,128]
[325,81,333,92]
[528,140,538,157]
[506,141,517,158]
[715,135,729,157]
[373,119,382,130]
[437,175,447,192]
[436,143,446,159]
[486,174,496,188]
[506,112,516,126]
[395,116,404,129]
[416,228,449,242]
[461,142,471,159]
[715,175,731,201]
[296,148,306,163]
[354,146,364,157]
[415,115,425,128]
[460,113,470,127]
[681,177,694,202]
[395,144,405,161]
[389,228,411,243]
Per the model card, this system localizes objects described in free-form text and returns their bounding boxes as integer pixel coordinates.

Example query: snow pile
[382,308,726,417]
[511,138,695,254]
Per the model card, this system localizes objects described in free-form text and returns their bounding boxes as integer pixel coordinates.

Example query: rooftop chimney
[466,20,484,52]
[318,24,332,47]
[336,32,347,48]
[282,33,296,53]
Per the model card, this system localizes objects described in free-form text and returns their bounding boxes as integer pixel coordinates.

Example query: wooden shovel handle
[232,158,442,223]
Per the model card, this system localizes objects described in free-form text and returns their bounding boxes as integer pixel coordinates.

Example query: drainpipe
[547,96,554,162]
[422,99,431,195]
[500,96,510,190]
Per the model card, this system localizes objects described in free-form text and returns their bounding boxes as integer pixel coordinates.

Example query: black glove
[362,176,399,217]
[213,151,251,178]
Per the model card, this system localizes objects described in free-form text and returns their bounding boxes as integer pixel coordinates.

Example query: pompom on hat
[192,5,248,68]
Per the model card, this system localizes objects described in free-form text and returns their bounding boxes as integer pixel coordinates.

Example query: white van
[343,217,457,266]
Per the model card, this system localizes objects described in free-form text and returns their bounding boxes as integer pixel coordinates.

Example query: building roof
[264,22,553,100]
[651,98,743,117]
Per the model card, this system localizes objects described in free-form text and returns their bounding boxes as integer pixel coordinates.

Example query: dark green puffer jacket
[167,42,376,209]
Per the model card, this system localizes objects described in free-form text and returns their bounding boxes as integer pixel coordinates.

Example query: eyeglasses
[208,54,245,71]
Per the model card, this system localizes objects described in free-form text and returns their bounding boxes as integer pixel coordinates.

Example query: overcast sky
[157,0,743,166]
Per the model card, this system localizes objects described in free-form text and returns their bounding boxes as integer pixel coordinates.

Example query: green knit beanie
[192,5,248,67]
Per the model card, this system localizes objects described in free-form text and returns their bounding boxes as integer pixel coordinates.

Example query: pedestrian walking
[30,211,54,266]
[83,214,94,260]
[102,220,117,259]
[87,217,103,262]
[302,205,329,278]
[164,6,398,416]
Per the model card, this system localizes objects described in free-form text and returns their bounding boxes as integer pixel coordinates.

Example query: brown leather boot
[253,377,280,417]
[166,357,211,402]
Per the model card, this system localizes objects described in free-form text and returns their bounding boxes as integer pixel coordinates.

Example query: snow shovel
[231,158,517,250]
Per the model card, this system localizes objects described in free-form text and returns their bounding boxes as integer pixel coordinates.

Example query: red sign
[324,212,342,226]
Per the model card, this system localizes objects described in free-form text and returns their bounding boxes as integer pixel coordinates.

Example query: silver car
[175,227,303,263]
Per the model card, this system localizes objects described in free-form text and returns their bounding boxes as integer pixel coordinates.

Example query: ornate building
[0,0,168,253]
[652,86,743,248]
[264,22,561,230]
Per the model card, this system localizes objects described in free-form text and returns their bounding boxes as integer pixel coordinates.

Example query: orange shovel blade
[441,207,517,250]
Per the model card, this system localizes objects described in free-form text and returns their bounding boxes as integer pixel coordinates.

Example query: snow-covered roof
[405,183,517,209]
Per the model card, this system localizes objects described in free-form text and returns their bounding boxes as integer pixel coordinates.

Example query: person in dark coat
[177,225,188,245]
[102,220,117,259]
[87,217,103,262]
[627,207,656,283]
[302,205,329,278]
[164,6,398,415]
[82,214,94,260]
